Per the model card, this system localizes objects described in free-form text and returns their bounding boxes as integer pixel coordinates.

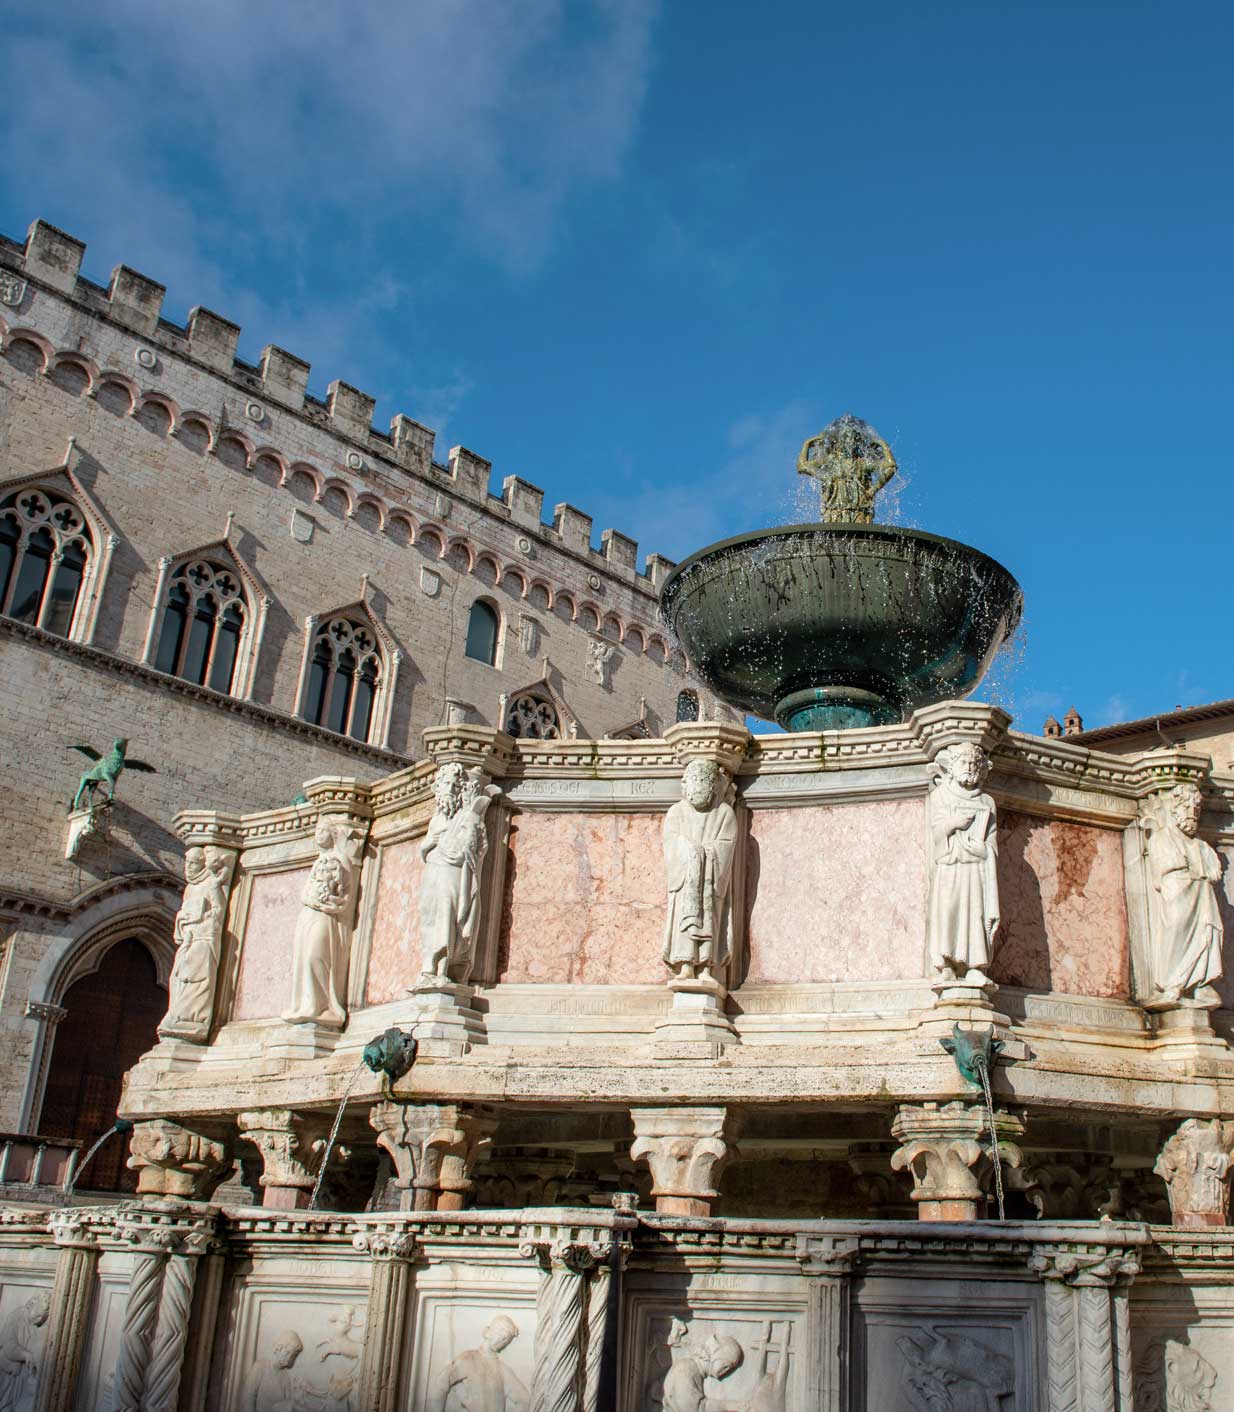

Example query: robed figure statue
[926,742,1000,986]
[283,819,363,1028]
[160,844,235,1041]
[1144,782,1224,1008]
[663,759,738,982]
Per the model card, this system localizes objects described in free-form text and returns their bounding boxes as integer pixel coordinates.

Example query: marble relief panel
[1132,1290,1234,1412]
[365,839,425,1005]
[231,868,308,1020]
[498,812,664,984]
[993,813,1130,998]
[744,800,926,984]
[0,1270,54,1412]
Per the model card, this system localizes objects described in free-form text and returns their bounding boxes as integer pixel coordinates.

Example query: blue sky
[5,1,1231,733]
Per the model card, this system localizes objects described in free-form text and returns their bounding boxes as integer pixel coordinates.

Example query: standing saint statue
[797,412,897,524]
[1143,782,1224,1008]
[926,742,1000,987]
[416,763,502,986]
[159,845,236,1041]
[663,759,738,982]
[283,819,364,1028]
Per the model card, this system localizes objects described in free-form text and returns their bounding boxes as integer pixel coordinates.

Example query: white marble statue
[1144,783,1224,1007]
[660,1318,743,1412]
[243,1329,304,1412]
[159,845,235,1041]
[427,1315,527,1412]
[926,743,1000,987]
[587,638,616,687]
[0,1292,49,1412]
[283,820,363,1028]
[663,760,738,981]
[416,764,501,985]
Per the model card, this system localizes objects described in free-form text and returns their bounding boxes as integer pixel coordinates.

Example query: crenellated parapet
[0,218,677,612]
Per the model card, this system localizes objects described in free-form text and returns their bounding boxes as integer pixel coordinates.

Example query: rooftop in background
[1056,697,1234,772]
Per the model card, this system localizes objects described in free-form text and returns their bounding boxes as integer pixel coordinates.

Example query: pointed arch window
[0,487,94,637]
[153,558,248,694]
[465,599,499,665]
[505,692,561,740]
[302,616,383,743]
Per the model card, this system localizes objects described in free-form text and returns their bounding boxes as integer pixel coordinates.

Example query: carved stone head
[703,1332,743,1378]
[272,1329,303,1368]
[183,846,207,883]
[433,762,465,818]
[314,818,336,851]
[27,1292,50,1326]
[483,1315,518,1353]
[1168,782,1204,838]
[682,759,720,811]
[938,741,990,791]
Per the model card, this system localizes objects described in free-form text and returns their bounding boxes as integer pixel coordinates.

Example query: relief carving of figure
[243,1329,305,1412]
[587,638,617,687]
[283,820,364,1028]
[0,1292,50,1412]
[427,1315,527,1412]
[159,845,236,1041]
[658,1317,744,1412]
[416,764,501,986]
[1143,783,1224,1008]
[1136,1337,1218,1412]
[663,760,738,982]
[896,1328,1014,1412]
[926,743,999,986]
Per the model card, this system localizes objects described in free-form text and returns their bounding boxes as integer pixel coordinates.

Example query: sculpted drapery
[417,763,501,985]
[1145,783,1224,1007]
[926,742,1000,985]
[663,759,737,980]
[283,819,364,1028]
[160,844,235,1040]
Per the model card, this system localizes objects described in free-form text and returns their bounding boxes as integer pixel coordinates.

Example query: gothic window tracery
[153,558,248,694]
[504,692,561,740]
[302,616,383,743]
[0,486,94,637]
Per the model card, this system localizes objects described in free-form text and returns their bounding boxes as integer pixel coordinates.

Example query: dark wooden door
[40,937,167,1191]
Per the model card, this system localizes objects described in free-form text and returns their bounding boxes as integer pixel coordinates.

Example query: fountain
[659,414,1023,731]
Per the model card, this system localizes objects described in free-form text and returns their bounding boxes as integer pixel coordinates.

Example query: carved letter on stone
[926,743,999,988]
[159,845,236,1041]
[427,1316,526,1412]
[283,818,364,1028]
[1155,1118,1234,1228]
[415,764,501,986]
[662,760,737,982]
[1142,784,1225,1009]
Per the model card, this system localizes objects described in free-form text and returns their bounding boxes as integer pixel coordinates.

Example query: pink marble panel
[744,800,927,983]
[232,869,306,1020]
[365,839,424,1005]
[499,813,664,984]
[992,813,1129,998]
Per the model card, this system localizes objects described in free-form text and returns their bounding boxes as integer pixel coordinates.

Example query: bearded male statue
[663,759,738,983]
[1144,782,1224,1008]
[926,741,1000,987]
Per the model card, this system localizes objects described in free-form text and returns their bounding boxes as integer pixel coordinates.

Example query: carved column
[141,1216,217,1412]
[34,1212,100,1412]
[126,1118,231,1199]
[236,1109,327,1210]
[797,1235,860,1412]
[1154,1117,1234,1228]
[890,1102,1024,1221]
[1029,1246,1141,1412]
[521,1230,618,1412]
[630,1106,736,1217]
[352,1227,422,1412]
[369,1101,496,1211]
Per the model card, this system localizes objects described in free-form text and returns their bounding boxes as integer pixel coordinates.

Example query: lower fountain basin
[659,523,1023,730]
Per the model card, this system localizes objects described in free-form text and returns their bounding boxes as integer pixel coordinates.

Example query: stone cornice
[0,615,409,770]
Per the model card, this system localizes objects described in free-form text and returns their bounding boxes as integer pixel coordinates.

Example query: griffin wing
[125,760,158,774]
[69,745,101,761]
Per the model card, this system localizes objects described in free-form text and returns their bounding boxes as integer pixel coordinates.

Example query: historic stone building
[0,218,717,1190]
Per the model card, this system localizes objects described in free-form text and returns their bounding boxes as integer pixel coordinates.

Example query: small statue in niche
[926,742,1000,988]
[658,1318,744,1412]
[159,845,236,1041]
[427,1315,527,1412]
[416,763,501,986]
[663,759,738,983]
[1142,783,1224,1008]
[243,1329,305,1412]
[587,637,617,687]
[283,819,364,1028]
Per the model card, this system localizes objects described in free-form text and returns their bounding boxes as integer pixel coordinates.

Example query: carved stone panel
[402,1283,538,1412]
[855,1277,1042,1412]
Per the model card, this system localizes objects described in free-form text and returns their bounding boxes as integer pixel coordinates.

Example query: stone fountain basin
[659,524,1023,728]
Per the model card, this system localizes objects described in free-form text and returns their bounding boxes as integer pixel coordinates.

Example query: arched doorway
[39,937,168,1192]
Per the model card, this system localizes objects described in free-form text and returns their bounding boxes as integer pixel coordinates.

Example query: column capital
[369,1101,495,1211]
[890,1101,1024,1221]
[1155,1118,1234,1228]
[421,725,515,775]
[909,701,1012,760]
[630,1105,737,1217]
[236,1108,328,1209]
[796,1233,862,1276]
[351,1225,423,1263]
[127,1119,231,1200]
[664,721,750,775]
[1028,1245,1141,1287]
